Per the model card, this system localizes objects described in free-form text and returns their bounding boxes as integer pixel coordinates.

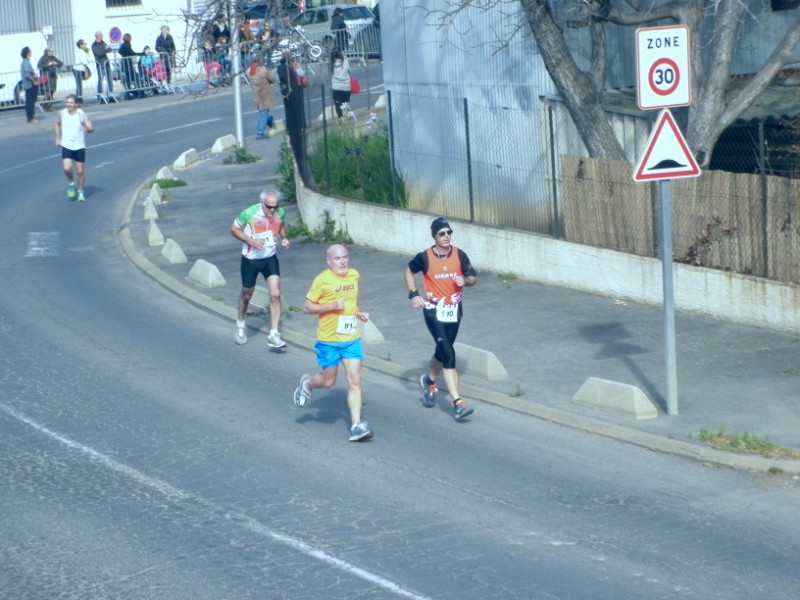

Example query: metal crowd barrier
[0,51,178,111]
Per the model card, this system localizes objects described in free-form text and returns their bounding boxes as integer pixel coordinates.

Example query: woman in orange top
[405,217,478,420]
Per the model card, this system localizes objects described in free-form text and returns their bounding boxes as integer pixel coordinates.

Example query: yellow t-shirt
[306,267,360,343]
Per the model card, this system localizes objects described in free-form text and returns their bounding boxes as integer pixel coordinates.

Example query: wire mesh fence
[307,88,800,285]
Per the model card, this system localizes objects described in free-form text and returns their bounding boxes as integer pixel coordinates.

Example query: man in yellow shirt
[293,244,373,441]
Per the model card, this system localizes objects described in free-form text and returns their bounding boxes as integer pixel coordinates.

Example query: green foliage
[151,178,187,189]
[309,114,406,207]
[287,211,352,244]
[223,145,261,165]
[278,141,297,202]
[698,427,800,459]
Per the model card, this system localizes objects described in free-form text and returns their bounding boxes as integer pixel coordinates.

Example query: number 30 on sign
[636,25,691,110]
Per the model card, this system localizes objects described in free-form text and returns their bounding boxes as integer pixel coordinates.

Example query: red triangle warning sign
[633,109,701,181]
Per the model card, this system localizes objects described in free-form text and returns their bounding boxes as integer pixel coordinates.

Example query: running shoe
[267,331,287,349]
[235,321,247,345]
[67,183,76,199]
[77,190,86,202]
[293,374,311,408]
[420,374,437,407]
[453,399,474,420]
[349,421,373,442]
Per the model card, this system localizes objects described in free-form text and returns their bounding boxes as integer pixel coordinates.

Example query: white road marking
[24,232,59,258]
[156,118,221,133]
[0,403,433,600]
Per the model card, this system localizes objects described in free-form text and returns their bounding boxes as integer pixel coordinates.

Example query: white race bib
[253,230,275,248]
[337,315,357,335]
[436,302,458,323]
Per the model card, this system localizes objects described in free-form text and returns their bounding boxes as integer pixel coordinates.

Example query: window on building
[106,0,143,7]
[772,0,800,10]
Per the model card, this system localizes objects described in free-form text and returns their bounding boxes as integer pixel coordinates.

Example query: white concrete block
[155,166,173,180]
[189,259,226,287]
[143,197,159,220]
[146,219,164,246]
[173,148,198,169]
[454,341,508,381]
[572,377,658,420]
[359,319,384,344]
[373,94,386,108]
[147,183,164,205]
[161,238,187,264]
[212,134,237,153]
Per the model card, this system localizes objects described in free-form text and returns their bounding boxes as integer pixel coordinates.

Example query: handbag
[82,66,91,81]
[350,76,360,94]
[37,74,48,85]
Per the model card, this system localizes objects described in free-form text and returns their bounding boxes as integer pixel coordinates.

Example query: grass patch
[497,271,518,281]
[509,384,525,398]
[152,178,187,189]
[288,211,352,245]
[278,141,297,202]
[223,146,261,165]
[698,428,800,459]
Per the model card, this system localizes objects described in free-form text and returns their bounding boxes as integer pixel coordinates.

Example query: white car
[291,5,374,51]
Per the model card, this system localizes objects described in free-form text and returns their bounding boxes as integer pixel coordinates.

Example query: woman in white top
[329,47,351,118]
[73,39,91,104]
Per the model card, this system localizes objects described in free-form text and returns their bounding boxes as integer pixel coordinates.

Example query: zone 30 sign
[636,25,691,110]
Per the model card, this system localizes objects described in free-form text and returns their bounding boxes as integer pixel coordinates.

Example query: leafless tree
[422,0,800,166]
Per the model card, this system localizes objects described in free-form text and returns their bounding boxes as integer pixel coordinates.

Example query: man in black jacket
[91,31,115,102]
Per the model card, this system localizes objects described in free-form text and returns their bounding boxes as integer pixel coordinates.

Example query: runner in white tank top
[54,93,94,201]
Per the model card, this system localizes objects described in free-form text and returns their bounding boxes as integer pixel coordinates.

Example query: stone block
[155,166,173,180]
[454,341,508,381]
[189,259,226,288]
[572,377,658,420]
[161,238,187,264]
[143,197,159,220]
[146,219,164,246]
[360,319,384,344]
[373,94,386,108]
[317,106,337,122]
[212,134,237,153]
[147,183,164,205]
[173,148,198,170]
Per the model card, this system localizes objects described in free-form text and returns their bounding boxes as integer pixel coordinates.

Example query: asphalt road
[1,73,800,599]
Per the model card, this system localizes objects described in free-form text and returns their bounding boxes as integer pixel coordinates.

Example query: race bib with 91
[337,315,357,335]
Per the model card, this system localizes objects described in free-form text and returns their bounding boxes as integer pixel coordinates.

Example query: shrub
[309,113,406,207]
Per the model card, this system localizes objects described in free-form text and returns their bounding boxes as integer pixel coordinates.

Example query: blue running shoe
[453,399,474,420]
[349,421,373,442]
[420,374,437,407]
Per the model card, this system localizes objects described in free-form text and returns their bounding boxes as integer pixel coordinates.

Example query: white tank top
[60,108,86,151]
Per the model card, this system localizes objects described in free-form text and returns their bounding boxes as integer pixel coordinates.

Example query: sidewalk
[119,131,800,474]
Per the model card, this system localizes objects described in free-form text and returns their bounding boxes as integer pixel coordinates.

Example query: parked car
[240,0,333,38]
[290,5,375,52]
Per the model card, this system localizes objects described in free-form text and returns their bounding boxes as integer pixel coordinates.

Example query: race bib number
[436,302,458,323]
[253,230,275,247]
[337,315,357,335]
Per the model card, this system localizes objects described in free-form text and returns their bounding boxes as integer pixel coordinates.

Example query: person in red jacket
[404,217,478,420]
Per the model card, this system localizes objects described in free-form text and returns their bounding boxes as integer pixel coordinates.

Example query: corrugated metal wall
[0,0,74,67]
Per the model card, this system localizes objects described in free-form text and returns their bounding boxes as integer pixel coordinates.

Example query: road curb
[116,148,800,475]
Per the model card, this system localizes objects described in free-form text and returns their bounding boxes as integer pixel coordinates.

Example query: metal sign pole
[660,179,679,415]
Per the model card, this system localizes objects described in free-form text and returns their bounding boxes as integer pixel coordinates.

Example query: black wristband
[408,288,420,299]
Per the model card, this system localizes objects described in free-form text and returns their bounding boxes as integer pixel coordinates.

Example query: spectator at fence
[373,2,380,28]
[138,46,160,95]
[72,39,91,105]
[214,36,233,81]
[155,25,176,84]
[37,47,63,112]
[238,19,255,68]
[211,15,230,45]
[250,55,277,139]
[331,7,349,50]
[119,33,144,99]
[202,40,223,86]
[91,31,115,102]
[329,47,351,119]
[20,46,39,124]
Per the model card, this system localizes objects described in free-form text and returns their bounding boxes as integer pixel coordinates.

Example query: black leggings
[423,306,462,370]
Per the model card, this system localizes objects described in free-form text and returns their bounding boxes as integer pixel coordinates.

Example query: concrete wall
[297,182,800,335]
